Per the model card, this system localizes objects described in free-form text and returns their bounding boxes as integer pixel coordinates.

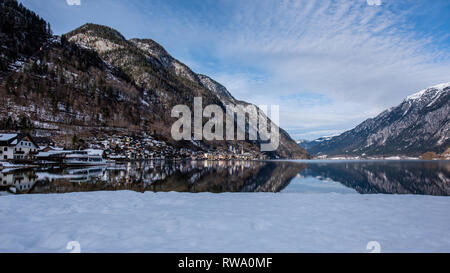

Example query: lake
[1,160,449,196]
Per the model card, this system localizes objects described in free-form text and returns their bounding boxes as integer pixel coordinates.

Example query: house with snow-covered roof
[0,133,39,161]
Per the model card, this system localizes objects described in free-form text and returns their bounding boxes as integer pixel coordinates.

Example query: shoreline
[2,157,450,172]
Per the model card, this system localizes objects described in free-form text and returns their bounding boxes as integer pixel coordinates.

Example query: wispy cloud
[66,0,81,6]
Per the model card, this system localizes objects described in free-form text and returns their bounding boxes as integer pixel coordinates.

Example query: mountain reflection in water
[1,160,449,196]
[292,160,450,196]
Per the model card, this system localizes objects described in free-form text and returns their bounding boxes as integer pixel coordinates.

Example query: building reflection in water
[0,170,38,193]
[2,160,304,194]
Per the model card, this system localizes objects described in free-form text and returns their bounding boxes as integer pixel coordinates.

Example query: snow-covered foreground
[0,191,449,253]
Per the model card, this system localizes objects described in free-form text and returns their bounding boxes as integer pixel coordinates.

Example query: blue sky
[20,0,450,140]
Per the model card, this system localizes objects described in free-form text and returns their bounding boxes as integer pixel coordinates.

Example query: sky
[19,0,450,140]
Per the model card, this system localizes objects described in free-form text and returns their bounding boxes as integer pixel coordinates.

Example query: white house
[0,133,39,161]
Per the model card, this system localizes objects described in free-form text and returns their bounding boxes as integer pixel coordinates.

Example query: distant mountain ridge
[296,136,334,150]
[309,83,450,157]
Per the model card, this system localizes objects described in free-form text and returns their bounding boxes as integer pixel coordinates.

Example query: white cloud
[66,0,81,6]
[367,0,382,6]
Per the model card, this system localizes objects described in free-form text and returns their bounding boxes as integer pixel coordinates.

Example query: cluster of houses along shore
[0,132,264,166]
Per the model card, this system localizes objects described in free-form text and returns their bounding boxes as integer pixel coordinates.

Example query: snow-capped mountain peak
[405,82,450,102]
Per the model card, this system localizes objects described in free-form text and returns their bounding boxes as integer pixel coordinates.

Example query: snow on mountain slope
[297,136,335,150]
[197,74,236,103]
[406,82,450,101]
[130,38,200,83]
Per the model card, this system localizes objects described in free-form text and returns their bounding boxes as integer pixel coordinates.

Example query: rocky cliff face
[309,83,450,157]
[0,1,308,159]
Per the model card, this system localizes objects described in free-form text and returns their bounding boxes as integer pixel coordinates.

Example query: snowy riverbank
[0,191,449,253]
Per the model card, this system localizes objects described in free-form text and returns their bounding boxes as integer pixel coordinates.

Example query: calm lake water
[1,160,449,196]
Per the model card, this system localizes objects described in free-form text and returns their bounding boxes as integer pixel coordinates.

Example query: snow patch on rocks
[406,82,450,101]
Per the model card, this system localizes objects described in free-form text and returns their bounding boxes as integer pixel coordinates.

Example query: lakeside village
[0,132,264,170]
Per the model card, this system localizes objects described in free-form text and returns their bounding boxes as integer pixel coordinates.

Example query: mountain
[297,136,334,150]
[309,83,450,157]
[0,0,308,159]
